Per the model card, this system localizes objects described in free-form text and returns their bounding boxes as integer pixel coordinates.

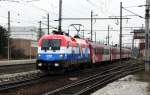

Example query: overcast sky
[0,0,146,46]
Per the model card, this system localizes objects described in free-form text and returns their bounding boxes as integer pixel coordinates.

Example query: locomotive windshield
[41,39,61,50]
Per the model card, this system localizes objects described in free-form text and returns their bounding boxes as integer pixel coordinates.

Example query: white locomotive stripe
[38,47,90,55]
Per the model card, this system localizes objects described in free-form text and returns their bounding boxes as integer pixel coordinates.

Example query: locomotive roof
[41,34,87,42]
[38,34,89,47]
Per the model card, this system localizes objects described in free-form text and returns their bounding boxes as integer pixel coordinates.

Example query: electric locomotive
[36,34,90,71]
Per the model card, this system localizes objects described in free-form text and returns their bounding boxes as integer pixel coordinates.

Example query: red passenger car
[89,43,104,64]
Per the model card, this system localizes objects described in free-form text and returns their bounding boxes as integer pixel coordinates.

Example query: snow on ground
[91,75,149,95]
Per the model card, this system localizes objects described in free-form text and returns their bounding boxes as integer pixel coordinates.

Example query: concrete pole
[83,30,84,38]
[145,0,150,71]
[8,11,10,60]
[120,2,123,64]
[132,37,134,57]
[30,41,31,59]
[47,13,49,34]
[108,25,110,45]
[58,0,62,33]
[95,32,96,43]
[38,21,42,40]
[91,10,93,41]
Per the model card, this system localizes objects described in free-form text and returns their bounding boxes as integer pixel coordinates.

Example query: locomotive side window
[104,49,109,55]
[67,42,70,48]
[94,48,96,54]
[99,48,104,54]
[94,47,103,54]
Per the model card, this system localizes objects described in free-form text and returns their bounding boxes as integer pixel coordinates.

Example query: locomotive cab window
[41,39,49,50]
[41,39,61,50]
[50,39,61,50]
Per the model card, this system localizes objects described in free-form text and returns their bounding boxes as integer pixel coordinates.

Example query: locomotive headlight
[55,63,59,67]
[59,54,64,58]
[38,54,41,57]
[38,63,42,67]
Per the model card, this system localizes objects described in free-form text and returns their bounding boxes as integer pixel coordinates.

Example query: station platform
[0,59,36,66]
[91,70,150,95]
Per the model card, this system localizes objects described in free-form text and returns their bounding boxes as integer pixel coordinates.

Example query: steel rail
[43,63,142,95]
[0,60,140,93]
[0,62,124,91]
[75,66,144,95]
[0,71,47,91]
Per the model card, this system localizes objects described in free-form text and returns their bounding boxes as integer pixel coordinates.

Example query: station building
[133,29,150,58]
[9,26,40,59]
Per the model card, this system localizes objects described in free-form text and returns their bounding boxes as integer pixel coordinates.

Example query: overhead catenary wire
[0,1,55,24]
[86,0,110,16]
[122,7,144,19]
[0,6,41,25]
[0,2,57,28]
[13,1,58,29]
[0,14,40,26]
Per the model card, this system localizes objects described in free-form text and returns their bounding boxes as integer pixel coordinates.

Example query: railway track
[0,60,144,95]
[0,60,36,75]
[0,62,116,92]
[0,70,47,91]
[43,63,144,95]
[0,63,36,75]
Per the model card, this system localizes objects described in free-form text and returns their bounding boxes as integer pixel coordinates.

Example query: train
[36,33,131,71]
